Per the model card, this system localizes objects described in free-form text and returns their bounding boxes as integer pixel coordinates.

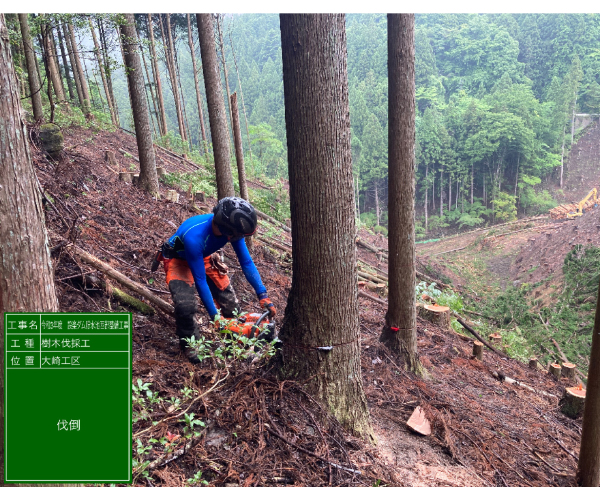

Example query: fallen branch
[146,436,202,471]
[463,309,494,320]
[454,315,506,357]
[357,270,387,285]
[428,245,470,257]
[551,337,586,386]
[490,370,558,401]
[119,147,139,163]
[357,257,388,277]
[356,237,388,257]
[70,244,175,316]
[256,235,292,254]
[358,290,387,306]
[415,269,454,290]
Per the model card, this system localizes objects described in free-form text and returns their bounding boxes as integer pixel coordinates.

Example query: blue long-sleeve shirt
[167,214,267,318]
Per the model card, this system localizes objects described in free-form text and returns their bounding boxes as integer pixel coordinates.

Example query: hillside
[31,123,585,487]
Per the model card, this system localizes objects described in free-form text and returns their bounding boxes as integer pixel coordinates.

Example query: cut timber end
[166,190,179,203]
[529,357,539,370]
[561,362,577,382]
[417,303,450,330]
[156,166,166,177]
[561,386,586,418]
[472,341,484,361]
[119,172,132,183]
[549,363,562,379]
[489,332,502,345]
[406,406,431,436]
[132,174,140,186]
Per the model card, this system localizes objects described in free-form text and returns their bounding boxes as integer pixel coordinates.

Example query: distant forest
[12,14,600,235]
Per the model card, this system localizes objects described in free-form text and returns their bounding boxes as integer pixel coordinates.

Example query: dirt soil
[32,125,585,487]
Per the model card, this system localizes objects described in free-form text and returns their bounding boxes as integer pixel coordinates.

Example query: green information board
[4,312,132,483]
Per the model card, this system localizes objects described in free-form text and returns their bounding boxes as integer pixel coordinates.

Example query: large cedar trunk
[379,14,420,372]
[18,14,43,121]
[0,13,61,484]
[187,14,209,158]
[278,14,372,440]
[197,13,234,198]
[41,20,65,103]
[148,14,167,136]
[230,92,248,201]
[576,277,600,486]
[119,14,159,196]
[55,24,75,102]
[63,22,83,108]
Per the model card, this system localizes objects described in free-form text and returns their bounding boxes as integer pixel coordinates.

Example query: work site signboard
[3,312,132,483]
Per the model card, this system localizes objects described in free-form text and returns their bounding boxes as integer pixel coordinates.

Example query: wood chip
[406,406,431,436]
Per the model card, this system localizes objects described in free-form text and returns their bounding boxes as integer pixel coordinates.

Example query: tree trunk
[187,14,209,159]
[148,14,167,136]
[279,13,373,439]
[471,163,474,204]
[576,276,600,486]
[48,25,67,103]
[89,18,117,126]
[230,92,248,201]
[63,22,83,108]
[139,41,159,138]
[229,28,252,159]
[67,23,90,114]
[99,18,119,124]
[424,164,428,232]
[173,37,192,146]
[18,14,43,121]
[374,181,380,226]
[432,170,435,211]
[439,167,443,217]
[55,23,74,102]
[197,13,234,198]
[560,124,566,188]
[0,14,61,485]
[449,172,452,212]
[41,20,65,103]
[118,14,159,196]
[379,14,420,373]
[163,14,187,141]
[216,15,233,144]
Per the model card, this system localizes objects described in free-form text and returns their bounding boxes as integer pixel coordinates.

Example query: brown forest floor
[31,125,585,487]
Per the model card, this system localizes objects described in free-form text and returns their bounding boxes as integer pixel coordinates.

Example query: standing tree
[197,13,234,198]
[18,13,43,121]
[118,13,159,196]
[0,12,60,482]
[230,92,248,201]
[379,14,420,372]
[62,21,83,109]
[161,14,187,141]
[148,14,167,136]
[55,23,75,102]
[278,14,373,439]
[67,22,90,114]
[187,14,209,159]
[89,17,118,126]
[577,278,600,486]
[40,17,66,104]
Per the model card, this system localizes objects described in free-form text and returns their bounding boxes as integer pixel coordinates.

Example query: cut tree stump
[406,406,431,436]
[105,150,118,166]
[489,332,502,345]
[166,190,179,203]
[119,172,132,182]
[560,386,586,418]
[473,341,484,361]
[549,362,562,379]
[194,191,206,203]
[132,174,140,186]
[561,362,577,382]
[156,166,166,177]
[417,303,450,329]
[529,358,539,370]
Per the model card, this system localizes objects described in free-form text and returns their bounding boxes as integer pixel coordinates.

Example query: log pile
[549,199,596,219]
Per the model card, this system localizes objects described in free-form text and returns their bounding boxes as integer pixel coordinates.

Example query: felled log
[70,245,174,316]
[417,303,450,329]
[119,147,139,163]
[454,316,506,357]
[560,386,586,418]
[256,236,292,254]
[255,208,291,232]
[366,282,387,297]
[473,341,484,361]
[491,370,558,401]
[103,281,155,315]
[406,406,431,436]
[357,270,387,285]
[358,290,387,306]
[356,237,388,258]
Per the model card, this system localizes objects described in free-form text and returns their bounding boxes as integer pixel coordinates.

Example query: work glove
[259,298,276,318]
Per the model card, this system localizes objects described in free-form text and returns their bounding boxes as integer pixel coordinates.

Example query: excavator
[567,188,598,219]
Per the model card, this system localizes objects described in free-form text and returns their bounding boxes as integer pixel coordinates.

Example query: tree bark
[63,22,83,108]
[187,14,209,159]
[41,19,65,103]
[55,23,74,102]
[424,164,428,232]
[89,18,117,126]
[230,92,248,201]
[98,18,119,123]
[197,13,234,198]
[216,15,233,143]
[379,14,420,373]
[279,13,373,439]
[229,28,252,159]
[163,14,187,141]
[67,23,90,114]
[48,25,67,103]
[576,277,600,486]
[18,14,43,121]
[374,182,380,226]
[118,14,159,196]
[139,41,159,138]
[0,13,62,485]
[148,14,167,136]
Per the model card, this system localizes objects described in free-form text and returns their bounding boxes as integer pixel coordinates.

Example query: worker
[156,197,276,363]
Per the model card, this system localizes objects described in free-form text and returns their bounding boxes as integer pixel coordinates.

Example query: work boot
[179,338,200,364]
